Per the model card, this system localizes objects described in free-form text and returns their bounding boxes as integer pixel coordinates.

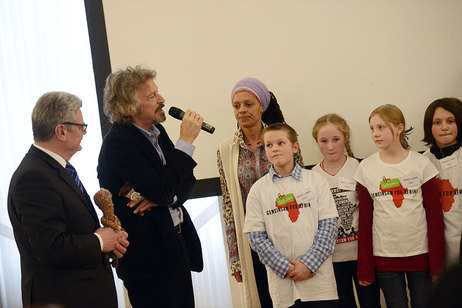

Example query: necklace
[246,140,261,146]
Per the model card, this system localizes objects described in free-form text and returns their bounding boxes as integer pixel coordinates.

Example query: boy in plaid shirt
[244,123,339,308]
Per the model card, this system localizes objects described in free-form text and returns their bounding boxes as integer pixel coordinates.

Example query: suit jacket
[7,146,117,308]
[97,123,203,281]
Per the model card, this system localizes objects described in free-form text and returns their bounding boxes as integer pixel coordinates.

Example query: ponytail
[345,142,354,158]
[262,91,285,125]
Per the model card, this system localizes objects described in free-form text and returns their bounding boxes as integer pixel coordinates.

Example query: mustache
[156,104,165,112]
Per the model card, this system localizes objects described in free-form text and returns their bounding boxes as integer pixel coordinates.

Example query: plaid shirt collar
[269,162,303,181]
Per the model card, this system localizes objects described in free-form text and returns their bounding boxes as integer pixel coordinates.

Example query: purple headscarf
[231,77,270,112]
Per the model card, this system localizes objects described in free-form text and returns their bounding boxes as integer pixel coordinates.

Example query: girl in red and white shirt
[353,104,445,308]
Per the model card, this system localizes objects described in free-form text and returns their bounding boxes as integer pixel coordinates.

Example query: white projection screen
[102,0,462,180]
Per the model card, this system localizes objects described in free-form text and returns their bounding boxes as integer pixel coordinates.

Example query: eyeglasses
[61,122,88,132]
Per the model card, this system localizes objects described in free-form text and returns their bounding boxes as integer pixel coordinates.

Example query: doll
[94,188,123,267]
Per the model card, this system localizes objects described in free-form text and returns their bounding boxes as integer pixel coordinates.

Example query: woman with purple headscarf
[217,78,303,307]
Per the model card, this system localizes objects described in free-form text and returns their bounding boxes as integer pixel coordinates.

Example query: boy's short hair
[261,122,299,145]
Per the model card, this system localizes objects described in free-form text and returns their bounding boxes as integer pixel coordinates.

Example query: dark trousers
[376,271,431,308]
[289,299,339,308]
[124,234,194,308]
[333,261,381,308]
[251,248,273,307]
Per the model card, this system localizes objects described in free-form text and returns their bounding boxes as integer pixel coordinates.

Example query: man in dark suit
[97,65,204,308]
[8,91,129,308]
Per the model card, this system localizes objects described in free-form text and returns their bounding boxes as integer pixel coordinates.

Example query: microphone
[168,106,215,134]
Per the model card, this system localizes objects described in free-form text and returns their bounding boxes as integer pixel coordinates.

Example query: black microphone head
[168,106,185,120]
[168,106,215,134]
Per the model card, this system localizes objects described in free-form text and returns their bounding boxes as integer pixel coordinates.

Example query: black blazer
[7,146,117,308]
[97,123,203,281]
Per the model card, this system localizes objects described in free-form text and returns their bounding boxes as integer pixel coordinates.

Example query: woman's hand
[233,270,243,283]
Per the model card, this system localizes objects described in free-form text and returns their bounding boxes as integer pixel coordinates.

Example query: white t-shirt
[244,169,338,308]
[353,151,438,257]
[313,157,359,263]
[424,147,462,266]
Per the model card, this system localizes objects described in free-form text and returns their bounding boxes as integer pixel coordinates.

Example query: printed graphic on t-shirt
[266,193,312,223]
[379,178,407,208]
[276,193,300,222]
[436,178,460,212]
[333,192,358,244]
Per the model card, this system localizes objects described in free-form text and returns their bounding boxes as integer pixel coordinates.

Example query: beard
[154,104,166,124]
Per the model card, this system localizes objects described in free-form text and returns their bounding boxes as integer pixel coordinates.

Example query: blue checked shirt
[247,163,338,278]
[269,161,304,181]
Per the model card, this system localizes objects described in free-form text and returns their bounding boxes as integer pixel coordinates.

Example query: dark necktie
[65,162,84,192]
